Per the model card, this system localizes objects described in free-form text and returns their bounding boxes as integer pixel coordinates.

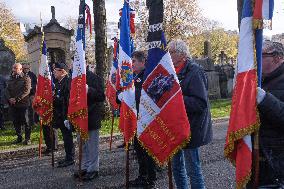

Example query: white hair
[168,40,191,58]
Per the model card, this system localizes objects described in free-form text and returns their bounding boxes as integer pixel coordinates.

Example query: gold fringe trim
[124,130,136,151]
[253,19,263,30]
[237,171,252,189]
[33,96,53,126]
[137,132,191,167]
[68,108,88,140]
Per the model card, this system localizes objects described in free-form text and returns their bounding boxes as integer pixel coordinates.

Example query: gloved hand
[64,120,71,130]
[86,84,88,93]
[257,87,266,104]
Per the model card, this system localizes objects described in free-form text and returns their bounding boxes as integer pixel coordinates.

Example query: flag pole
[38,119,43,158]
[109,110,115,151]
[168,161,174,189]
[125,146,130,189]
[50,125,55,167]
[78,137,83,181]
[252,27,263,189]
[37,12,44,159]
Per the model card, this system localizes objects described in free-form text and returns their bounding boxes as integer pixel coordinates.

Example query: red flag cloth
[85,4,92,36]
[137,0,190,165]
[224,0,262,188]
[106,37,119,110]
[32,40,53,125]
[68,18,88,140]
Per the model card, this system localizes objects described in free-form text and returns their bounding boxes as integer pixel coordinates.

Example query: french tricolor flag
[137,0,190,165]
[224,0,274,188]
[67,2,88,140]
[106,37,119,111]
[33,40,53,126]
[117,1,137,148]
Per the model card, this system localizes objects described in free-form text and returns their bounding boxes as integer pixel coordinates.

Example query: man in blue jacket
[169,40,213,189]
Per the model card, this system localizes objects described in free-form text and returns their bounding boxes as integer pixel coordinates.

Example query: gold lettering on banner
[123,109,133,119]
[155,116,176,141]
[145,126,167,149]
[140,98,156,117]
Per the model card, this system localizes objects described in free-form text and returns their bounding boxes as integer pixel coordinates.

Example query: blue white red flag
[68,1,88,140]
[224,0,274,188]
[33,39,53,126]
[106,37,119,110]
[137,0,190,165]
[118,1,137,147]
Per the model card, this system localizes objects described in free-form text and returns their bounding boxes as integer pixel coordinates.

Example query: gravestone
[195,41,221,99]
[0,39,15,79]
[215,63,235,98]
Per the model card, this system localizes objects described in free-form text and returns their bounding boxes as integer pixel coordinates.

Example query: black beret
[54,62,68,72]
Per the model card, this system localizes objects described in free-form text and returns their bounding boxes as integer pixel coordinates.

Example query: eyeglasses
[262,53,275,58]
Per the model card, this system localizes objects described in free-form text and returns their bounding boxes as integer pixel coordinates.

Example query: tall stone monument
[25,6,74,74]
[0,39,15,79]
[195,41,221,99]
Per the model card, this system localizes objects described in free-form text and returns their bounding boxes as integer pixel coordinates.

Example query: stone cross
[51,6,55,20]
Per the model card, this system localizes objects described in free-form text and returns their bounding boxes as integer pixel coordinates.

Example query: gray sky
[2,0,284,35]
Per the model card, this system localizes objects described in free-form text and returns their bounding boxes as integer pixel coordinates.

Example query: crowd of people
[0,39,284,188]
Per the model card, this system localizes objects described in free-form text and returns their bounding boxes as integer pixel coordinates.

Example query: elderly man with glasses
[250,41,284,188]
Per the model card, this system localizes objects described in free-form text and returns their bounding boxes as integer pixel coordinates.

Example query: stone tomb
[25,6,73,74]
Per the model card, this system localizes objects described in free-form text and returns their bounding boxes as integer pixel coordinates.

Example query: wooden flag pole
[38,119,43,158]
[50,125,55,167]
[109,111,115,151]
[252,132,260,189]
[168,161,174,189]
[79,137,83,182]
[125,146,130,189]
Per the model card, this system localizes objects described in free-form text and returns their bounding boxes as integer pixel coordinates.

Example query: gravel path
[0,121,235,189]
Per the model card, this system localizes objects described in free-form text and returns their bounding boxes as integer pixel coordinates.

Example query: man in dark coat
[169,40,212,189]
[23,63,38,127]
[124,51,157,188]
[52,62,74,167]
[5,63,31,144]
[251,41,284,187]
[73,69,105,180]
[0,75,7,130]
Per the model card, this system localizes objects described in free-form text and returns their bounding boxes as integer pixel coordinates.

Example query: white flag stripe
[262,0,270,19]
[159,52,179,83]
[39,54,51,80]
[237,17,255,74]
[243,135,252,151]
[137,89,161,136]
[72,39,86,79]
[118,46,132,68]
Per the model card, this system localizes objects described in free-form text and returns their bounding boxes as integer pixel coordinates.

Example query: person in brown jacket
[5,63,31,144]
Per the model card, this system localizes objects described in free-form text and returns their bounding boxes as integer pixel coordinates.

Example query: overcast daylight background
[2,0,284,36]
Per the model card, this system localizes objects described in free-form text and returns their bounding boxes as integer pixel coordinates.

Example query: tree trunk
[237,0,243,31]
[94,0,107,81]
[93,0,108,118]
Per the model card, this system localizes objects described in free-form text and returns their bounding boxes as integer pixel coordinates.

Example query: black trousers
[10,107,30,140]
[43,125,58,150]
[53,119,74,161]
[133,136,157,181]
[0,104,4,129]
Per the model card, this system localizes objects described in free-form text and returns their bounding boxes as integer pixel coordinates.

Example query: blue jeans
[172,148,205,189]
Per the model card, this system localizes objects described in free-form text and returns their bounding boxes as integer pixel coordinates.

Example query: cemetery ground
[0,99,231,150]
[0,99,234,188]
[0,115,234,188]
